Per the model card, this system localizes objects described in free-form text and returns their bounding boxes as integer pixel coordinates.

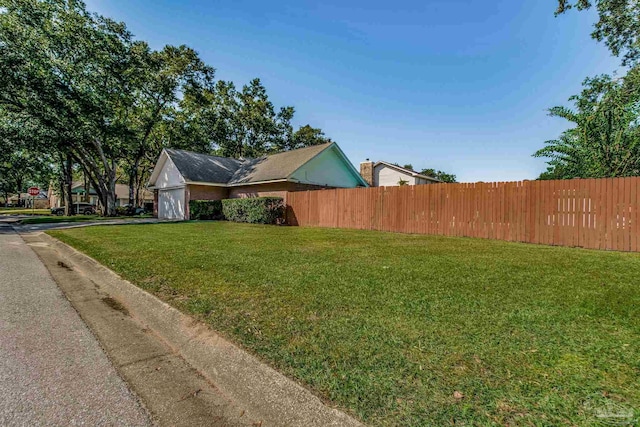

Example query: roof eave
[227,178,289,187]
[184,180,228,187]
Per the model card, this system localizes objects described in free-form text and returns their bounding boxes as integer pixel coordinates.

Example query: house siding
[289,146,363,188]
[228,182,329,200]
[375,165,415,187]
[373,165,438,187]
[188,185,229,201]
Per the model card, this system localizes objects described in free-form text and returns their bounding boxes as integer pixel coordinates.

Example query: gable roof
[149,142,367,188]
[227,143,332,185]
[164,149,242,184]
[374,161,442,183]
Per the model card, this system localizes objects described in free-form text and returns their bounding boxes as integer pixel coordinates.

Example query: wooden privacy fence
[286,177,640,252]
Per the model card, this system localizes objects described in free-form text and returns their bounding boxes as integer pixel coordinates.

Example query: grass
[48,222,640,426]
[0,208,51,215]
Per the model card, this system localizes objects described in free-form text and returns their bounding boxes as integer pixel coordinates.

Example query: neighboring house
[359,160,441,187]
[148,142,368,220]
[48,182,154,209]
[8,191,50,209]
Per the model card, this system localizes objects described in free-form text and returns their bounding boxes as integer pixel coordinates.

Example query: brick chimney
[360,159,374,186]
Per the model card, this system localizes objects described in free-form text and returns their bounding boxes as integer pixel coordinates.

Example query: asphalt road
[0,223,151,426]
[6,217,162,232]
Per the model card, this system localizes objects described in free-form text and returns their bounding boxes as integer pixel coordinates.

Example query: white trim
[152,179,321,189]
[227,179,289,187]
[184,181,229,187]
[155,184,186,191]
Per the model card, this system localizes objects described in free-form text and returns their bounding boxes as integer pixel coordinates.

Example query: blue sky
[86,0,620,182]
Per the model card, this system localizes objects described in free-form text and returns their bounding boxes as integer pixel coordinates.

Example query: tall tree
[535,70,640,178]
[556,1,640,65]
[0,108,57,206]
[178,78,329,159]
[1,0,337,216]
[0,0,140,215]
[120,44,215,207]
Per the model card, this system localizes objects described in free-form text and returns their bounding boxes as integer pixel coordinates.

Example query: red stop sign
[28,187,40,196]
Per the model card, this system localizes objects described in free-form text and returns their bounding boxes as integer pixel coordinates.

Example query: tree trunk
[64,153,74,215]
[58,177,66,208]
[88,176,103,214]
[15,175,23,207]
[68,140,119,216]
[128,168,136,208]
[135,165,149,208]
[83,172,90,203]
[103,160,117,216]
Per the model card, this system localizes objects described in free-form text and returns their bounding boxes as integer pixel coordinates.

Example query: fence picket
[285,177,640,252]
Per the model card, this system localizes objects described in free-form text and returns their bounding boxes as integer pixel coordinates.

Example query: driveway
[0,222,151,426]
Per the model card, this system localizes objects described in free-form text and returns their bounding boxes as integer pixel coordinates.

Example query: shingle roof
[165,143,333,185]
[228,143,332,185]
[164,149,242,183]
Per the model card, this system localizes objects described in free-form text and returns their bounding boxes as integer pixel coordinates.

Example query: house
[7,190,49,209]
[359,160,441,187]
[48,182,154,209]
[148,142,368,220]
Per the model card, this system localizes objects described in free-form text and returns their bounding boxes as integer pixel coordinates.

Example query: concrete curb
[38,232,364,427]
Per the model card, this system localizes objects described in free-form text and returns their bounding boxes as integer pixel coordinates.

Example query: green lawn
[48,222,640,426]
[0,208,51,215]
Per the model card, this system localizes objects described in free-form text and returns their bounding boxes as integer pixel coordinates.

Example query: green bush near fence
[189,200,224,220]
[221,197,284,224]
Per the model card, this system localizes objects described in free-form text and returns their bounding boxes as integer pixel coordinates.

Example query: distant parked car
[51,203,96,216]
[122,204,146,215]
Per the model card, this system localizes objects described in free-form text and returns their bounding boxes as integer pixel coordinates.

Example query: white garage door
[158,188,185,220]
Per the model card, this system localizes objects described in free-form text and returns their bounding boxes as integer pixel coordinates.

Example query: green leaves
[546,2,640,179]
[188,200,224,220]
[221,197,285,224]
[535,70,640,178]
[0,0,334,213]
[176,77,329,159]
[556,0,640,66]
[0,0,140,213]
[419,168,457,183]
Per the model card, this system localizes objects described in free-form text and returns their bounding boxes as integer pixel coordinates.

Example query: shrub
[189,200,224,220]
[221,197,284,224]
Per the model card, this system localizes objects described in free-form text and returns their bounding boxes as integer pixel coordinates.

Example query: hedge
[189,200,224,220]
[221,197,285,224]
